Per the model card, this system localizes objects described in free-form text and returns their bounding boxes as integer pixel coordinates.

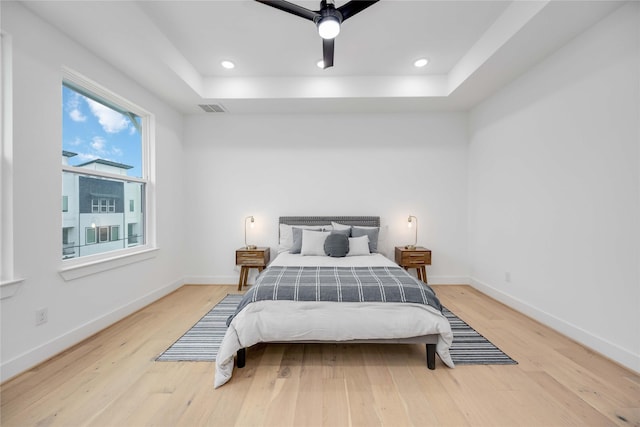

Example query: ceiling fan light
[317,16,340,39]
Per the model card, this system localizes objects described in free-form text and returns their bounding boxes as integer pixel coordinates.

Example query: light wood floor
[1,285,638,426]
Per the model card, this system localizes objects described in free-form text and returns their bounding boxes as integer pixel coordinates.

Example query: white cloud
[76,152,99,162]
[111,147,123,157]
[66,92,87,122]
[85,98,130,134]
[69,137,83,146]
[69,109,87,122]
[90,136,107,153]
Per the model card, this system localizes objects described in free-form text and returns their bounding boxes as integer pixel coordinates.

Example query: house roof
[76,159,134,170]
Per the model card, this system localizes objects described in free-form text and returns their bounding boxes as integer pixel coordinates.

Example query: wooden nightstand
[235,247,270,290]
[395,246,432,283]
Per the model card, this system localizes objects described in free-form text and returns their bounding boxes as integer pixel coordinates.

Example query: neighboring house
[61,152,143,259]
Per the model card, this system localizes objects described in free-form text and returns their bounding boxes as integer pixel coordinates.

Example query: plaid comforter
[229,266,442,324]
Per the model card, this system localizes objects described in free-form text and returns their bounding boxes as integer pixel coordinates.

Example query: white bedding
[214,253,454,388]
[270,252,398,267]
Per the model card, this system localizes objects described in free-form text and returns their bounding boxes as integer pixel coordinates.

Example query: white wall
[0,3,186,381]
[183,113,469,285]
[468,3,639,371]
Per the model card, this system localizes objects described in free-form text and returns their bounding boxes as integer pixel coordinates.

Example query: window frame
[0,31,23,297]
[59,68,156,280]
[110,225,119,242]
[86,227,97,245]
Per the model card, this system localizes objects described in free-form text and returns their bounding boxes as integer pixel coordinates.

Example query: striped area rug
[443,307,517,365]
[156,294,243,361]
[156,294,517,365]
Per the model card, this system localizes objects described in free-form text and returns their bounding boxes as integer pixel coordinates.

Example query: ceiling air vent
[198,103,226,113]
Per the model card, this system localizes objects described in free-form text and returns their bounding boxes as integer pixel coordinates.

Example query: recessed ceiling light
[414,58,429,68]
[221,60,235,69]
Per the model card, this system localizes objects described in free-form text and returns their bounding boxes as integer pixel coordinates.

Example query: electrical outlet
[505,272,512,283]
[36,308,48,326]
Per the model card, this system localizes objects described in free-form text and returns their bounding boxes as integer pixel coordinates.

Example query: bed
[214,216,454,388]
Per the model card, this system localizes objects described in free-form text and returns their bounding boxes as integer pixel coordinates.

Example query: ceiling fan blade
[322,38,334,69]
[255,0,319,21]
[337,0,379,21]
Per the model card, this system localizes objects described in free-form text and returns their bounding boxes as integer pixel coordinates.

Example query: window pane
[110,226,119,242]
[98,226,109,242]
[62,84,142,179]
[86,227,96,244]
[63,170,144,258]
[62,195,68,212]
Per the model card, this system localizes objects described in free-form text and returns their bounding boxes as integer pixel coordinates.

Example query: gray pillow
[331,228,351,237]
[290,227,322,253]
[351,226,379,253]
[324,233,349,257]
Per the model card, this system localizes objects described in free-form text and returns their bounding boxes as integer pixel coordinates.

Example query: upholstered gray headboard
[279,216,380,228]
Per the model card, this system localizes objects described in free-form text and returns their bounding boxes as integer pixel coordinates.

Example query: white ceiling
[22,0,623,114]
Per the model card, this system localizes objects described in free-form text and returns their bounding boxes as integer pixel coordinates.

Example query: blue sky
[62,85,142,178]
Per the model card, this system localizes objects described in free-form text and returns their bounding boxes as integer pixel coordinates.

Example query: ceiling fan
[255,0,379,69]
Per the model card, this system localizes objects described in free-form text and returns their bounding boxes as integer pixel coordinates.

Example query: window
[98,226,109,243]
[62,70,152,262]
[1,32,20,291]
[86,227,97,245]
[62,227,76,258]
[128,223,139,245]
[91,198,115,213]
[110,225,119,242]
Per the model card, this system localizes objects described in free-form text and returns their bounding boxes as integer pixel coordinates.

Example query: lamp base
[245,245,257,250]
[404,244,416,250]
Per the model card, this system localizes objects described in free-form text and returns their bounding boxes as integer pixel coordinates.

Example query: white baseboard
[470,277,640,373]
[0,278,184,383]
[424,275,469,285]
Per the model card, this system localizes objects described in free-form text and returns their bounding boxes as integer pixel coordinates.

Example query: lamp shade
[244,216,256,250]
[405,215,418,249]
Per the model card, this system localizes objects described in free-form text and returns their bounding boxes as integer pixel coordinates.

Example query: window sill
[59,247,158,281]
[1,278,25,300]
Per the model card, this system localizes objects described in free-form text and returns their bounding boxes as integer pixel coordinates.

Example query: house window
[98,226,109,243]
[62,227,76,258]
[128,223,138,245]
[86,227,97,245]
[91,198,116,213]
[62,70,152,261]
[110,225,119,242]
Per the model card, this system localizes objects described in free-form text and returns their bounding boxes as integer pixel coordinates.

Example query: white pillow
[300,230,330,256]
[278,224,294,253]
[331,221,351,231]
[346,235,370,256]
[279,224,322,253]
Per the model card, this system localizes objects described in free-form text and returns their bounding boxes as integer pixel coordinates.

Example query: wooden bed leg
[426,344,436,370]
[237,348,246,368]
